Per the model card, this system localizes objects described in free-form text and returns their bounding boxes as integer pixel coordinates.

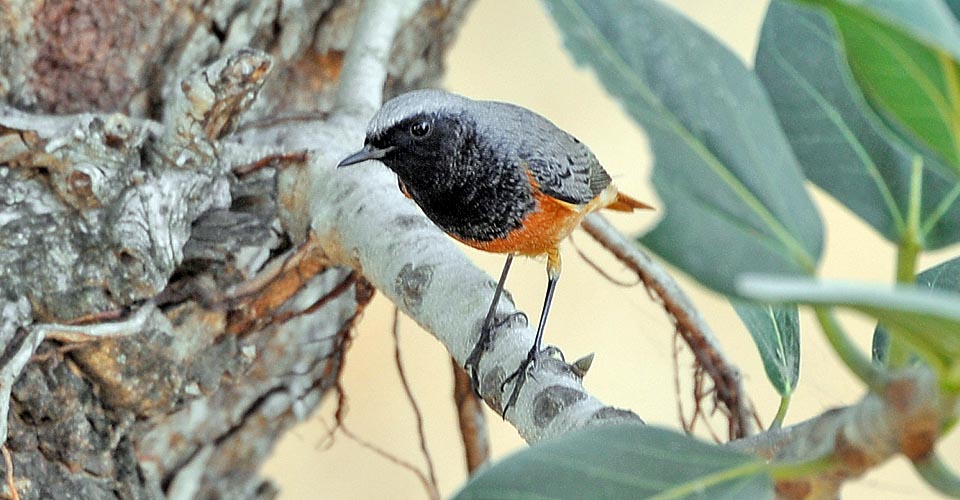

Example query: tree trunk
[0,1,472,498]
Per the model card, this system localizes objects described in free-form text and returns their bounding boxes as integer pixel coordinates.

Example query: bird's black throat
[373,113,536,243]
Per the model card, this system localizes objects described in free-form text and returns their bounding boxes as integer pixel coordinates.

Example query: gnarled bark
[0,1,471,498]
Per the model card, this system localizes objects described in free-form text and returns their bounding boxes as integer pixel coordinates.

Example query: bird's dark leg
[464,254,515,392]
[502,249,561,415]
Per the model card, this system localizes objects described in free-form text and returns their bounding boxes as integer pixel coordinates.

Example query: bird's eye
[410,121,431,138]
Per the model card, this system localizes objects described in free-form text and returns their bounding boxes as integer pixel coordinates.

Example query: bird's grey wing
[525,136,611,206]
[478,100,612,205]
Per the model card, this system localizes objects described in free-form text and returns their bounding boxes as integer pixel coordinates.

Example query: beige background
[264,1,960,498]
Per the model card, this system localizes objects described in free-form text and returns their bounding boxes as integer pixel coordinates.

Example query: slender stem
[897,156,923,284]
[645,454,836,500]
[769,395,791,430]
[814,307,885,391]
[887,156,924,366]
[914,452,960,497]
[770,454,838,480]
[896,242,920,284]
[646,461,768,500]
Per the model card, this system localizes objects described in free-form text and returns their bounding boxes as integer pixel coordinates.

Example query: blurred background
[264,1,960,498]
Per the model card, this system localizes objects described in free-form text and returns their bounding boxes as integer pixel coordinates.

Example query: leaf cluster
[454,1,960,498]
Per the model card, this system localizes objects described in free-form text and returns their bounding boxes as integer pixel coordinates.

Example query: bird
[338,89,652,413]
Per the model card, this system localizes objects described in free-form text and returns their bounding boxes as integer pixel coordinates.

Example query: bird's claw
[464,337,488,394]
[500,345,561,416]
[465,311,528,394]
[496,311,528,329]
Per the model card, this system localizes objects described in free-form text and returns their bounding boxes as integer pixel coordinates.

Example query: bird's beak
[337,144,395,168]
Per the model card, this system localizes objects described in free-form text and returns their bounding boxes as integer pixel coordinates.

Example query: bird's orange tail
[605,191,654,212]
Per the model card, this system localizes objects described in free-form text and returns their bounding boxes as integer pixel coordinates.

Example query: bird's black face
[366,112,467,182]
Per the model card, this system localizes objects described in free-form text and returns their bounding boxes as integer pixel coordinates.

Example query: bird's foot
[464,311,528,394]
[500,344,561,416]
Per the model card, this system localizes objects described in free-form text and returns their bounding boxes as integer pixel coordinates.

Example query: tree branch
[581,213,752,439]
[35,302,156,343]
[0,1,474,497]
[733,368,946,497]
[333,0,424,116]
[222,0,645,444]
[452,359,489,474]
[0,298,151,449]
[0,299,39,451]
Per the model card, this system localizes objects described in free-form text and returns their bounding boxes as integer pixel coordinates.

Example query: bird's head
[337,89,472,180]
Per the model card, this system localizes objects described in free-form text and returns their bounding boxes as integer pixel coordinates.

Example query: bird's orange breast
[454,190,585,257]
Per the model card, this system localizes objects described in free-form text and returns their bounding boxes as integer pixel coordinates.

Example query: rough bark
[733,367,951,499]
[2,1,949,499]
[0,1,471,498]
[0,0,648,497]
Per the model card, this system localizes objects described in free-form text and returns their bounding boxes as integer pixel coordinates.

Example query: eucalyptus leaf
[804,0,960,61]
[732,302,800,397]
[738,275,960,379]
[800,0,960,171]
[756,1,960,249]
[542,0,822,296]
[916,255,960,291]
[874,255,960,361]
[452,424,773,500]
[948,0,960,20]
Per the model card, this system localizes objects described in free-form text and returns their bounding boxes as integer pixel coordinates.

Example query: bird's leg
[502,249,561,415]
[465,254,515,392]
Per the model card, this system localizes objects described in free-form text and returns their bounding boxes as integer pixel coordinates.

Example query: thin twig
[672,331,690,433]
[329,332,439,500]
[451,358,489,474]
[270,271,358,324]
[322,284,372,449]
[30,343,85,364]
[232,150,308,176]
[0,323,41,452]
[569,233,640,287]
[392,307,440,499]
[339,424,438,500]
[581,213,752,439]
[1,445,19,500]
[694,364,722,443]
[225,235,333,335]
[749,400,764,432]
[35,302,155,343]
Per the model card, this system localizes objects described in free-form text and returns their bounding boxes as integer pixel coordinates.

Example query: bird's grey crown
[367,89,470,138]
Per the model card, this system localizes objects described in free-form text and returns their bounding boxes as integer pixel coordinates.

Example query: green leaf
[802,0,960,172]
[738,275,960,387]
[732,302,800,397]
[542,0,822,296]
[874,255,960,361]
[452,424,773,500]
[817,0,960,61]
[871,323,892,364]
[917,254,960,291]
[756,1,960,249]
[948,0,960,21]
